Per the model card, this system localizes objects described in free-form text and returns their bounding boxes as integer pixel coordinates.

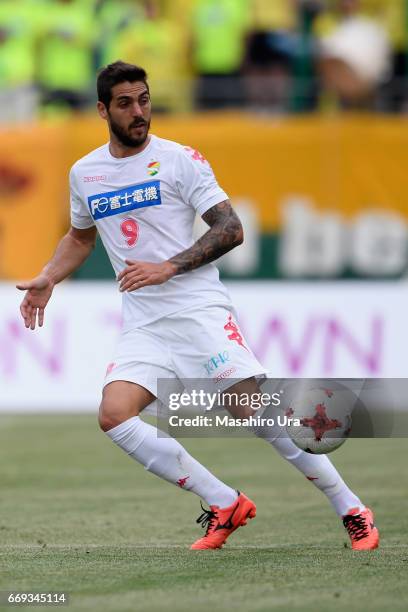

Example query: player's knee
[98,399,124,432]
[99,381,153,431]
[98,394,144,432]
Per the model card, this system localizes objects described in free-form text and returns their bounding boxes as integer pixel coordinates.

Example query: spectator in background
[36,0,97,113]
[361,0,408,112]
[190,0,249,110]
[0,0,44,122]
[102,0,192,113]
[314,0,391,108]
[93,0,144,72]
[161,0,193,29]
[243,0,298,113]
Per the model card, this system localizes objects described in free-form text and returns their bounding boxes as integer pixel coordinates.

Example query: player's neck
[108,135,151,159]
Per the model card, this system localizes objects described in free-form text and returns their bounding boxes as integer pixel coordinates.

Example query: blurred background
[1,0,408,411]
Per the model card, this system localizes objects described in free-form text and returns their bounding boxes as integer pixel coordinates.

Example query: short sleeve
[174,146,229,216]
[69,167,95,229]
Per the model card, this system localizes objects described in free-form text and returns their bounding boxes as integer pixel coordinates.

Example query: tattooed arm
[169,200,243,274]
[117,200,243,292]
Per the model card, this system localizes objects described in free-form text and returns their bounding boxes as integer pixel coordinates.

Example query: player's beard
[108,114,151,148]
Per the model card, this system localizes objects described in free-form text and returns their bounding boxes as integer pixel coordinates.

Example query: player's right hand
[16,274,55,330]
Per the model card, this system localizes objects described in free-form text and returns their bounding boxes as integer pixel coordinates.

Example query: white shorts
[104,304,266,398]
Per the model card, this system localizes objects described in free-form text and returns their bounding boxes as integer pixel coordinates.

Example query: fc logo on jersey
[88,180,161,221]
[147,161,160,176]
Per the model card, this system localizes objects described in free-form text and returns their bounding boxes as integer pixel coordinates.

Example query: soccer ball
[285,385,353,454]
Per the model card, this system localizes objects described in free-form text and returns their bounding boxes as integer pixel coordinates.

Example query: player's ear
[97,101,108,120]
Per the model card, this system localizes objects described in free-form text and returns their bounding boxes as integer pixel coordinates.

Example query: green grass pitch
[1,415,407,612]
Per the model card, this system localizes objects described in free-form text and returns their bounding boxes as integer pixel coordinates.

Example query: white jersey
[69,134,232,331]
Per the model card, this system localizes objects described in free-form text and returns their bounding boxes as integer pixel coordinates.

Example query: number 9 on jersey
[121,218,139,248]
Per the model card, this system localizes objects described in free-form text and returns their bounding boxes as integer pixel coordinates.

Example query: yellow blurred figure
[161,0,194,30]
[103,0,192,112]
[190,0,249,109]
[0,1,36,87]
[250,0,296,31]
[95,0,144,39]
[0,0,46,121]
[314,0,392,106]
[360,0,407,51]
[315,0,406,50]
[191,0,249,75]
[36,0,97,112]
[244,0,297,112]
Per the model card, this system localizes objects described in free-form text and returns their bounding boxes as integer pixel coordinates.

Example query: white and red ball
[285,386,353,454]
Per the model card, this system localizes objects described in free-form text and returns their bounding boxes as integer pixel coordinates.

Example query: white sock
[105,416,237,508]
[265,435,365,516]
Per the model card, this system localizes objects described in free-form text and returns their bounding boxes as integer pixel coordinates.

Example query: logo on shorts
[224,314,248,351]
[147,161,160,176]
[213,367,236,383]
[204,351,230,375]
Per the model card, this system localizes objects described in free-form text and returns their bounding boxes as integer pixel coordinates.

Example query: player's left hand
[118,259,177,292]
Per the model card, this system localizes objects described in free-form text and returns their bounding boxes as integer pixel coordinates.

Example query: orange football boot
[342,507,379,550]
[190,491,256,550]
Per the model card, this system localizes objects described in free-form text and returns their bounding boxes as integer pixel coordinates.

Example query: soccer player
[17,61,379,551]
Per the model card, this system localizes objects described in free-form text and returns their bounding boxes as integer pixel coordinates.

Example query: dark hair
[97,61,149,108]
